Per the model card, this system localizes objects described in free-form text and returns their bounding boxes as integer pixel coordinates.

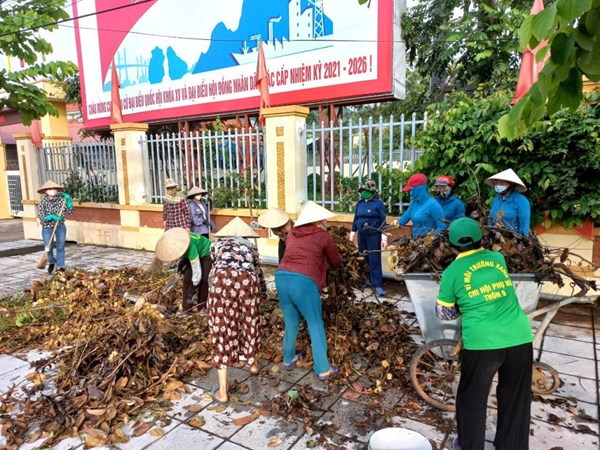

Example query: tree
[499,1,600,139]
[402,0,532,94]
[0,0,77,125]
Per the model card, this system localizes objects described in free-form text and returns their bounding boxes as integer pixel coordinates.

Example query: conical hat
[155,227,190,262]
[213,217,259,238]
[186,186,208,198]
[257,207,289,229]
[164,178,178,189]
[37,180,64,194]
[294,201,336,227]
[484,168,527,192]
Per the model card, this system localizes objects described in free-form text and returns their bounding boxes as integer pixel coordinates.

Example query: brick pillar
[110,123,150,206]
[0,140,12,219]
[262,106,310,215]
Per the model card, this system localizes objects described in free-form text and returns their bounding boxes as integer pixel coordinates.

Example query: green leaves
[557,0,592,22]
[0,0,75,124]
[500,3,600,140]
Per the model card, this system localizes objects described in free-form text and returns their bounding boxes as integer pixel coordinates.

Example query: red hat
[402,173,427,192]
[435,175,455,187]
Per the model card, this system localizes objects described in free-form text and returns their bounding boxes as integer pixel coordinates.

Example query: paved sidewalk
[0,241,599,449]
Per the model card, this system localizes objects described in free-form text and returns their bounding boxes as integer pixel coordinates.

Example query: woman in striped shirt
[36,180,74,273]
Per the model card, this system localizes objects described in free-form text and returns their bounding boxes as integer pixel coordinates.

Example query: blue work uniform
[436,193,465,223]
[489,190,531,236]
[351,196,386,289]
[398,184,446,237]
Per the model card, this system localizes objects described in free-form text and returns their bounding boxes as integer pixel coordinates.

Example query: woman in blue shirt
[434,175,465,223]
[349,179,387,297]
[395,174,446,237]
[187,186,216,238]
[485,169,531,237]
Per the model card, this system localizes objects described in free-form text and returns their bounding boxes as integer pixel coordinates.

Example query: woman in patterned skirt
[208,217,267,404]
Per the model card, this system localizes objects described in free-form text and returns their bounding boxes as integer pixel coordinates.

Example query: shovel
[37,200,67,270]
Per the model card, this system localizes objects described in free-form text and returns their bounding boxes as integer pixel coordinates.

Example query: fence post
[0,139,12,219]
[110,123,150,206]
[262,106,310,214]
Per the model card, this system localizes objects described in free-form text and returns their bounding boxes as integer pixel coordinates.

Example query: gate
[4,145,23,217]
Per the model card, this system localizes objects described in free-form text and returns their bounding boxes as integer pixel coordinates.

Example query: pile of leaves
[0,240,425,449]
[0,268,213,448]
[386,220,598,297]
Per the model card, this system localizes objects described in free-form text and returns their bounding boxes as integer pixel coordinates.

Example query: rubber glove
[191,259,202,286]
[61,192,73,209]
[44,214,61,221]
[381,234,388,249]
[349,231,356,241]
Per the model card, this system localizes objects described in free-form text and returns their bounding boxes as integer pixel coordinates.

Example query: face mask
[46,189,58,196]
[495,185,508,194]
[194,195,202,200]
[361,191,374,199]
[438,189,451,198]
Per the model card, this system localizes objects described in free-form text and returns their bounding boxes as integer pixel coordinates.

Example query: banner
[73,0,405,127]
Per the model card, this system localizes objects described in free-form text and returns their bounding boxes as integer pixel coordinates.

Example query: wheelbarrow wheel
[410,339,461,412]
[531,361,560,394]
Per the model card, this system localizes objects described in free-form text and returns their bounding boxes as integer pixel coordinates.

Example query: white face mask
[194,195,202,200]
[46,189,58,196]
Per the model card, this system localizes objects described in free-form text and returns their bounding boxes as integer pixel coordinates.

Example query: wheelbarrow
[399,272,592,412]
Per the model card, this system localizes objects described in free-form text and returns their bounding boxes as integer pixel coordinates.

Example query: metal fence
[37,140,118,203]
[142,128,266,209]
[306,113,429,214]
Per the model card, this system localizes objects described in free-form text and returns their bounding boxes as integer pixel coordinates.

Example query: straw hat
[164,178,178,189]
[213,217,259,238]
[186,186,208,198]
[155,227,190,262]
[37,180,64,194]
[484,168,527,192]
[257,207,290,229]
[294,201,336,227]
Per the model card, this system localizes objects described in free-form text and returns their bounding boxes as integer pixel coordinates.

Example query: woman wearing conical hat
[257,207,293,263]
[485,168,531,237]
[207,217,267,405]
[186,186,215,238]
[36,180,74,274]
[154,227,212,314]
[276,201,342,381]
[162,178,191,231]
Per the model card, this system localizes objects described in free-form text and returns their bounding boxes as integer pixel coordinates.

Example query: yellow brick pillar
[13,133,42,239]
[0,139,12,219]
[258,106,309,262]
[110,122,158,250]
[262,106,310,214]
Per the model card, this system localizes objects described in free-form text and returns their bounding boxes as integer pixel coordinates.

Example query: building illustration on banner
[105,0,333,91]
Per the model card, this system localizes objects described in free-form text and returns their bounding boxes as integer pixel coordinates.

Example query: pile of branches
[0,269,213,448]
[387,221,598,297]
[0,246,424,448]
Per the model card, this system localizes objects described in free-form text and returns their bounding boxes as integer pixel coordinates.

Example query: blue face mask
[495,185,508,194]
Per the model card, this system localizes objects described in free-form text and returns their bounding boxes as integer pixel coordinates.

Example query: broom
[37,200,67,270]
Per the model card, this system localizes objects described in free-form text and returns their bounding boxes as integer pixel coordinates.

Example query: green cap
[449,217,483,247]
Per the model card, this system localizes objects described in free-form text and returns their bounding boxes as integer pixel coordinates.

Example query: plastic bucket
[368,427,433,450]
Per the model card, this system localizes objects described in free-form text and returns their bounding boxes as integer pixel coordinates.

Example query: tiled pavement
[0,240,598,449]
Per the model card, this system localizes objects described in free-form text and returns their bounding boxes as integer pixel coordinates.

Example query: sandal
[209,387,228,405]
[283,353,302,370]
[317,366,339,381]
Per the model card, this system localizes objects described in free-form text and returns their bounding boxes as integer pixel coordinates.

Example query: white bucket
[368,427,433,450]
